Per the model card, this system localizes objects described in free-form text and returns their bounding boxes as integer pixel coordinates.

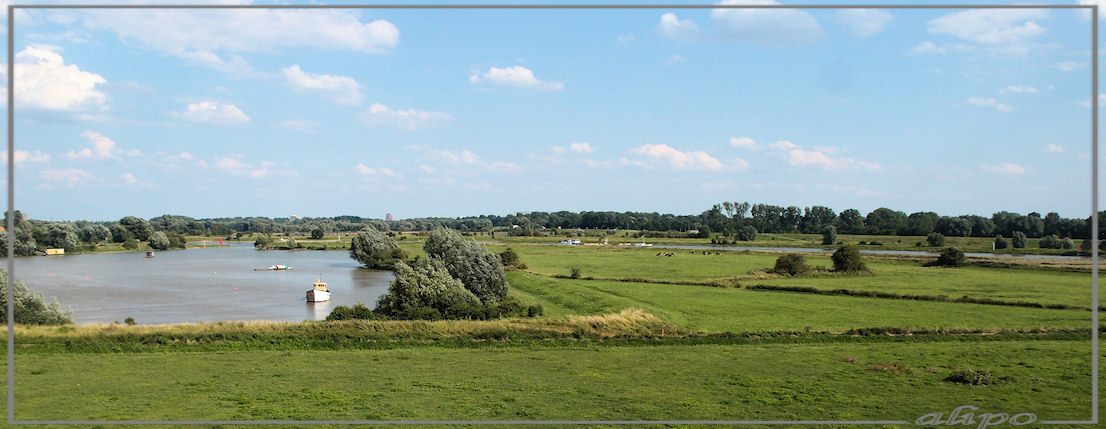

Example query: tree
[374,258,481,320]
[1038,234,1062,249]
[1081,239,1094,253]
[43,223,80,252]
[831,245,868,273]
[934,216,972,237]
[737,226,757,242]
[865,208,907,235]
[926,232,945,247]
[147,231,170,251]
[1062,237,1075,250]
[903,212,939,236]
[1012,231,1027,249]
[109,223,133,243]
[935,247,966,267]
[79,224,111,243]
[118,216,152,241]
[310,228,324,240]
[836,209,866,234]
[499,247,525,269]
[349,228,406,270]
[424,228,508,303]
[822,225,837,245]
[994,235,1008,250]
[771,254,811,276]
[254,234,272,249]
[0,269,72,325]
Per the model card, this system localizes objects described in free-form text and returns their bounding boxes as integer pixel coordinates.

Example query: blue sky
[1,0,1098,221]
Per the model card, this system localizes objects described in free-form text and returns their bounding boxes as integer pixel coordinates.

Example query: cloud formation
[282,65,363,106]
[172,102,251,124]
[769,140,881,171]
[708,0,823,45]
[632,144,724,170]
[41,168,94,187]
[835,9,893,38]
[359,103,451,131]
[3,150,50,165]
[981,163,1026,175]
[966,97,1013,112]
[470,66,564,91]
[729,136,758,149]
[927,9,1047,45]
[66,131,138,159]
[14,44,107,114]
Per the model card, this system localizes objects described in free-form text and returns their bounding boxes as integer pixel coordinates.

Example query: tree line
[4,203,1102,256]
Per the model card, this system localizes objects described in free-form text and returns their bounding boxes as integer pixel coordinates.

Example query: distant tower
[386,213,393,222]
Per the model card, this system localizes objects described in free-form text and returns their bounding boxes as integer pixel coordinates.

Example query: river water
[5,242,393,325]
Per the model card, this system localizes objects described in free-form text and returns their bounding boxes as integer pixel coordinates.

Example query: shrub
[771,254,811,276]
[124,317,136,326]
[1081,239,1094,253]
[310,228,324,239]
[926,232,945,247]
[1062,238,1075,250]
[148,231,170,251]
[1011,231,1027,249]
[1038,234,1062,249]
[0,269,72,325]
[737,226,757,242]
[935,247,966,267]
[570,266,582,279]
[944,369,994,386]
[122,238,139,250]
[425,228,508,303]
[350,228,406,270]
[831,245,868,273]
[994,235,1008,250]
[374,258,481,320]
[499,247,525,269]
[821,225,837,245]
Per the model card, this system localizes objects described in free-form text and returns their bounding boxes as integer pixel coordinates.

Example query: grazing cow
[655,252,662,257]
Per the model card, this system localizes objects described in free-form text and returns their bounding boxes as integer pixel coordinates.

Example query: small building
[45,248,65,256]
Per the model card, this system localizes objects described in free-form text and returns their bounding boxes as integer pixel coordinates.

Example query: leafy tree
[374,258,481,320]
[934,216,972,237]
[1011,231,1027,249]
[1081,239,1094,253]
[286,236,298,249]
[499,247,526,269]
[79,224,112,243]
[964,215,996,237]
[0,269,72,325]
[865,208,907,235]
[254,235,271,249]
[147,231,170,251]
[349,229,406,270]
[43,223,80,252]
[118,216,152,241]
[771,254,811,276]
[994,235,1008,250]
[935,247,966,267]
[737,226,757,242]
[836,209,866,234]
[109,224,133,243]
[831,244,868,273]
[1038,234,1062,249]
[903,212,939,236]
[800,206,836,234]
[1062,237,1075,250]
[926,232,945,247]
[696,225,711,239]
[310,228,324,240]
[822,225,837,245]
[424,228,508,303]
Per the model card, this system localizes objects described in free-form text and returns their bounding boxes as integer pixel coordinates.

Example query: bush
[935,247,966,267]
[350,229,406,270]
[821,226,837,245]
[326,302,374,321]
[425,228,508,303]
[374,258,481,320]
[926,232,945,247]
[310,228,324,240]
[737,226,757,242]
[1011,231,1027,249]
[124,317,136,326]
[0,269,72,325]
[994,235,1008,250]
[148,231,170,251]
[1081,239,1094,253]
[831,245,868,273]
[771,254,811,276]
[1062,237,1075,250]
[122,238,139,250]
[944,369,994,386]
[499,247,525,269]
[570,266,582,279]
[1038,234,1062,249]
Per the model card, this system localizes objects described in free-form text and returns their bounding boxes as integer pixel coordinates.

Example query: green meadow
[6,238,1100,424]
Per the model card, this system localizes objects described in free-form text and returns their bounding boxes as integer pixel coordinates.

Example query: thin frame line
[5,2,1099,426]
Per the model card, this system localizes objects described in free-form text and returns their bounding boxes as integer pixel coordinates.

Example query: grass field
[8,234,1101,425]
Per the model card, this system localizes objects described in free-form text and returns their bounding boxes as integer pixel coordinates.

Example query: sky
[0,0,1099,222]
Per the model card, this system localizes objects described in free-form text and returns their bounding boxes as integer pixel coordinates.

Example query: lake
[6,242,394,325]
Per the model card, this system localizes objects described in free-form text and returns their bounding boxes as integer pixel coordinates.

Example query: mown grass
[499,245,1096,309]
[506,272,1092,333]
[7,340,1095,423]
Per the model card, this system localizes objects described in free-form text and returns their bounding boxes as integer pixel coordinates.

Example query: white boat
[633,238,653,247]
[255,264,292,271]
[306,278,330,302]
[145,251,155,258]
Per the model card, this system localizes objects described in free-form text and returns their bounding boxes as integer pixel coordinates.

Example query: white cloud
[836,9,893,38]
[2,150,50,165]
[469,66,564,91]
[657,13,702,41]
[708,0,824,46]
[1076,94,1106,107]
[617,32,636,43]
[927,9,1047,45]
[981,163,1026,175]
[14,44,107,114]
[769,140,881,171]
[999,85,1037,95]
[213,156,297,179]
[1056,61,1082,72]
[632,144,724,170]
[215,157,248,170]
[729,136,758,149]
[569,142,594,154]
[1045,144,1063,153]
[172,102,251,124]
[120,173,139,184]
[80,9,399,74]
[40,168,93,187]
[966,97,1013,112]
[282,65,362,106]
[665,54,686,66]
[359,103,451,131]
[910,41,946,55]
[419,165,436,174]
[66,130,138,159]
[355,164,396,176]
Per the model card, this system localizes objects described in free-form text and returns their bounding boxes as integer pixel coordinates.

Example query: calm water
[6,242,393,325]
